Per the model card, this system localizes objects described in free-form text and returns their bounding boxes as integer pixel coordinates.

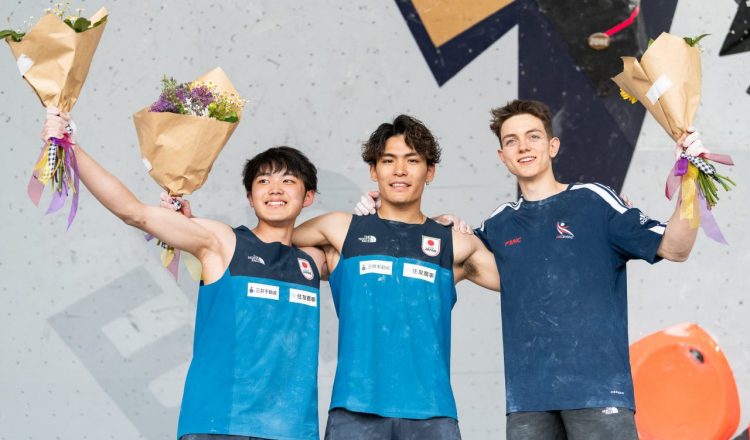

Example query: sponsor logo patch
[298,258,314,280]
[403,263,436,283]
[505,236,522,247]
[360,260,393,275]
[358,235,377,243]
[289,288,317,307]
[421,235,441,257]
[247,254,265,265]
[247,282,279,301]
[555,221,575,239]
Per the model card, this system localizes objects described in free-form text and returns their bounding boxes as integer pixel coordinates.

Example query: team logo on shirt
[555,222,575,239]
[421,235,441,257]
[358,235,377,243]
[639,211,650,225]
[247,254,265,265]
[298,258,315,280]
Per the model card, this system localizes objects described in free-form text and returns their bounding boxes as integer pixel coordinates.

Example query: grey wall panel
[1,1,747,439]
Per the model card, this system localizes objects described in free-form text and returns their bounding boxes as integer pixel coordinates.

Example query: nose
[269,182,283,194]
[393,159,407,176]
[518,139,532,152]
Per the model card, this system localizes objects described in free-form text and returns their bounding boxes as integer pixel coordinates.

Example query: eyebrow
[502,129,543,142]
[381,151,420,158]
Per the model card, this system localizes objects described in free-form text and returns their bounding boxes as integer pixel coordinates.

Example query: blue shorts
[506,407,637,440]
[325,408,461,440]
[179,435,269,440]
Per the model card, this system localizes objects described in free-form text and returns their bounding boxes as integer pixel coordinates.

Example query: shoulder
[568,182,629,214]
[478,199,523,231]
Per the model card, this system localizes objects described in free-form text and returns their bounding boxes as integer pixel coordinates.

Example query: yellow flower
[619,88,638,104]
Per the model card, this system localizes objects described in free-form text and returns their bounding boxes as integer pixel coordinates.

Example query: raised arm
[293,211,351,253]
[452,231,500,292]
[43,112,232,280]
[656,200,698,261]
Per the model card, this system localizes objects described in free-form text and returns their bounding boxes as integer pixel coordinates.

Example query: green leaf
[683,33,710,47]
[72,17,91,32]
[647,38,655,47]
[221,115,239,123]
[91,15,108,29]
[0,29,25,42]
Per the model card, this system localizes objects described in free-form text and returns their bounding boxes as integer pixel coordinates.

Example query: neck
[252,220,295,246]
[518,173,567,201]
[377,200,426,224]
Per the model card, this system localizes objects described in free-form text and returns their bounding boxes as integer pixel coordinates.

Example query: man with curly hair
[293,114,500,439]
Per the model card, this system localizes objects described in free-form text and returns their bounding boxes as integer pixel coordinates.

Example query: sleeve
[605,195,666,264]
[474,222,492,250]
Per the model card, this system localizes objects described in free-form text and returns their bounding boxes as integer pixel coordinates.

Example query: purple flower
[190,85,214,107]
[150,94,179,113]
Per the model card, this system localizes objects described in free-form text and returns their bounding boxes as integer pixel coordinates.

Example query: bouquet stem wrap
[5,8,108,228]
[612,32,735,244]
[134,67,242,281]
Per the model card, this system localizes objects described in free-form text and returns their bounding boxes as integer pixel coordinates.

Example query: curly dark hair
[362,114,441,166]
[489,100,554,146]
[242,146,318,193]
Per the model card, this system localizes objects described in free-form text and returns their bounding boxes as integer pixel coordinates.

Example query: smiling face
[370,134,435,208]
[497,113,560,182]
[247,168,314,225]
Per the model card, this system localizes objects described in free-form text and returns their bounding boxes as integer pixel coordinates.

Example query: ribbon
[697,192,728,244]
[679,165,700,228]
[27,134,80,228]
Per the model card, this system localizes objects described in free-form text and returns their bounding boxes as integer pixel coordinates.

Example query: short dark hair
[362,114,441,166]
[242,146,318,193]
[489,100,554,146]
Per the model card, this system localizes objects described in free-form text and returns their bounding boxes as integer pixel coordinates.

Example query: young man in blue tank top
[476,100,701,439]
[42,111,327,440]
[292,115,500,440]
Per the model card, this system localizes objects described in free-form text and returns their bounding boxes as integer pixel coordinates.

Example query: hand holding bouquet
[2,4,108,228]
[134,67,245,279]
[612,32,735,244]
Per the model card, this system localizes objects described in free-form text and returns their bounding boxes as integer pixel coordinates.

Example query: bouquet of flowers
[612,32,735,244]
[2,4,108,229]
[134,67,245,279]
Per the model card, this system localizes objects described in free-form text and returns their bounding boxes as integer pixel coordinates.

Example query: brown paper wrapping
[133,67,241,196]
[5,8,108,112]
[612,32,702,141]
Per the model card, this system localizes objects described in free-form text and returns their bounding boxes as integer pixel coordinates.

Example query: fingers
[367,191,381,209]
[41,108,72,141]
[619,193,633,209]
[354,193,377,215]
[451,216,473,234]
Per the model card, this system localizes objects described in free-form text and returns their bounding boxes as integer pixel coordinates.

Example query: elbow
[660,249,691,262]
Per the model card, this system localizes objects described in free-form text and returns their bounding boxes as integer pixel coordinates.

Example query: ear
[247,192,254,208]
[369,164,378,182]
[549,137,561,158]
[426,163,436,184]
[497,147,507,165]
[302,189,315,208]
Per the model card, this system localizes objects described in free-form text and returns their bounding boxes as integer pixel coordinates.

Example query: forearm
[657,199,699,261]
[75,145,146,226]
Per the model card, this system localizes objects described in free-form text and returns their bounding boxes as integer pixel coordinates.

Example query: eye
[408,158,420,164]
[381,158,394,164]
[530,134,541,141]
[256,178,270,184]
[504,139,517,147]
[283,178,297,184]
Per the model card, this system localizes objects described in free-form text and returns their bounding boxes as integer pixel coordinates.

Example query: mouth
[389,182,411,190]
[517,156,536,165]
[265,200,287,207]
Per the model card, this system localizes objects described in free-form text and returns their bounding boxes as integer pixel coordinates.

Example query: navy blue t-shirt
[475,183,665,413]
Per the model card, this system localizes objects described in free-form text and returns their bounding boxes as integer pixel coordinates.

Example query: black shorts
[506,407,637,440]
[325,408,461,440]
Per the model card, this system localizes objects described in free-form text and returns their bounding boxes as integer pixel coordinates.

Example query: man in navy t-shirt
[476,100,701,439]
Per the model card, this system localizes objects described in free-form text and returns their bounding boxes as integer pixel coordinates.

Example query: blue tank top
[328,215,458,420]
[177,226,321,439]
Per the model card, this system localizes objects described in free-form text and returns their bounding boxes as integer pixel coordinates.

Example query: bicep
[138,207,226,260]
[294,212,351,250]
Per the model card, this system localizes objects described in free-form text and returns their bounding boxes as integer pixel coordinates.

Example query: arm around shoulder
[453,231,500,292]
[293,211,352,252]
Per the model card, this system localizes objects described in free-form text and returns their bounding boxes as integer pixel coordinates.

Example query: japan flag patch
[298,258,314,280]
[421,235,441,257]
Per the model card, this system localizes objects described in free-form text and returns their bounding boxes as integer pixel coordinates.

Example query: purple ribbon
[665,163,681,200]
[697,188,728,245]
[28,135,80,229]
